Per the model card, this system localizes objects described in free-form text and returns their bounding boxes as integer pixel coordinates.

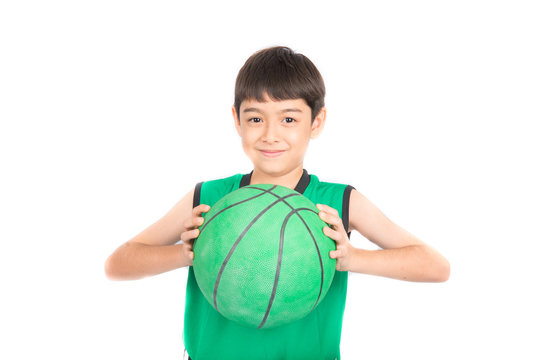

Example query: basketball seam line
[293,209,325,313]
[195,185,278,249]
[249,186,327,327]
[258,207,320,329]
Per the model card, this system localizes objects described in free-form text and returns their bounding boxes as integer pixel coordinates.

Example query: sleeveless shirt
[184,169,354,360]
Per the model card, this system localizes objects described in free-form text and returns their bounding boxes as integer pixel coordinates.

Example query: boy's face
[232,92,326,178]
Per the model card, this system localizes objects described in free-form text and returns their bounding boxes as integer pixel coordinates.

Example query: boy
[105,46,450,360]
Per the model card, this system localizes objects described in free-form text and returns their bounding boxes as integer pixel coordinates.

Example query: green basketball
[192,184,336,329]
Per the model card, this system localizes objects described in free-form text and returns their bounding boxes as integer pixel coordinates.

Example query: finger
[318,210,344,231]
[185,247,194,260]
[323,226,343,242]
[181,228,200,242]
[329,249,343,259]
[183,215,205,230]
[185,205,211,229]
[316,203,339,217]
[193,204,211,216]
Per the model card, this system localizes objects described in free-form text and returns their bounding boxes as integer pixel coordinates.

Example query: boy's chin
[253,164,301,177]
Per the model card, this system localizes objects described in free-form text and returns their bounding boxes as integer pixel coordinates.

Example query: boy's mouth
[259,150,285,158]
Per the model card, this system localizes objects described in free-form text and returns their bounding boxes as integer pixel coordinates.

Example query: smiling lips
[259,150,285,158]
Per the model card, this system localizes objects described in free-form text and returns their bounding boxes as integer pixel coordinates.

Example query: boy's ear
[232,106,241,137]
[310,107,326,139]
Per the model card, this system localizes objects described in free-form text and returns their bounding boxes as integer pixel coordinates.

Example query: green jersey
[184,169,354,360]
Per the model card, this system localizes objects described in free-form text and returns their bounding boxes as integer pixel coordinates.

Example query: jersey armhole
[193,182,203,208]
[342,185,355,236]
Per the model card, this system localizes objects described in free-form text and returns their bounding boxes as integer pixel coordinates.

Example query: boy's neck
[249,166,305,190]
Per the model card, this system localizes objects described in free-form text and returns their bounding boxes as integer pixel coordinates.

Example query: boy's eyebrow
[242,107,303,114]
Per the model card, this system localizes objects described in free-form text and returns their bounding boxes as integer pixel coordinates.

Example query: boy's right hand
[180,204,211,266]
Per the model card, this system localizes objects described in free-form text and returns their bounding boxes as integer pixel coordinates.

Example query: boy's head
[231,46,327,180]
[233,46,326,124]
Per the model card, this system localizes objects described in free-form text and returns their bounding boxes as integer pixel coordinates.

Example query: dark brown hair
[234,46,325,123]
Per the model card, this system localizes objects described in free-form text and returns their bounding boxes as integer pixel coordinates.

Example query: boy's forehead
[240,95,309,113]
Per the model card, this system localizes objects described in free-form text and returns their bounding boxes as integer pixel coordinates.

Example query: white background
[1,1,538,359]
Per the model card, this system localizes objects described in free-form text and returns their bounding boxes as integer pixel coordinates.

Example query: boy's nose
[261,122,280,143]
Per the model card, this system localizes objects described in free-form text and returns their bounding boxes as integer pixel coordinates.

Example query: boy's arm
[317,189,450,282]
[104,187,209,281]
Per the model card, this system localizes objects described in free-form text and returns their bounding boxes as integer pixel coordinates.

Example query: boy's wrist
[348,247,366,273]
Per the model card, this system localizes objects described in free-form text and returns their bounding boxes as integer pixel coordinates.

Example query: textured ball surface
[193,184,336,329]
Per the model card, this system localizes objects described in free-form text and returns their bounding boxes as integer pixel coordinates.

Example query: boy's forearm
[105,242,189,280]
[349,245,450,282]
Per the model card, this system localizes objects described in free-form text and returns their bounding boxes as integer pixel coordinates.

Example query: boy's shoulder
[305,173,355,218]
[196,172,243,190]
[194,172,244,207]
[307,173,355,197]
[310,173,352,188]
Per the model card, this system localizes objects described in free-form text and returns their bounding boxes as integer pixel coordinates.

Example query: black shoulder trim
[239,171,253,188]
[342,185,355,235]
[193,182,203,208]
[294,169,310,194]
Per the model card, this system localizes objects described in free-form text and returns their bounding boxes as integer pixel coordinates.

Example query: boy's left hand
[316,203,355,272]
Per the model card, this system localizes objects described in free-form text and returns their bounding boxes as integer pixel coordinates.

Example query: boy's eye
[247,117,295,124]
